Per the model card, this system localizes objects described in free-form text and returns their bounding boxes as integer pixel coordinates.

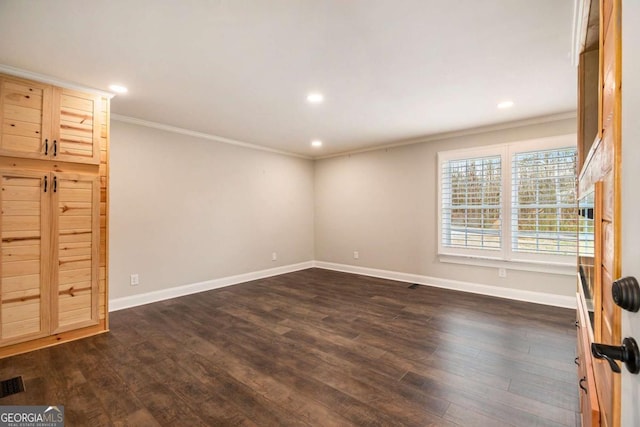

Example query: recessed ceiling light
[497,100,514,109]
[109,84,128,94]
[307,93,324,104]
[311,140,323,147]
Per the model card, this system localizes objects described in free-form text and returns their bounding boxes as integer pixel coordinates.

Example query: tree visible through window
[441,156,502,250]
[511,148,578,255]
[439,139,578,263]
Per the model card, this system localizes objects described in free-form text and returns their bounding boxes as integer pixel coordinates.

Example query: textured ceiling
[0,0,576,157]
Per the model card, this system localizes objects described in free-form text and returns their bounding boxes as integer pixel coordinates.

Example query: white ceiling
[0,0,576,158]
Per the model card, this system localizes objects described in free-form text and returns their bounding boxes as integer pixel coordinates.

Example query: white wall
[314,118,577,297]
[109,120,315,300]
[621,0,640,424]
[109,116,578,305]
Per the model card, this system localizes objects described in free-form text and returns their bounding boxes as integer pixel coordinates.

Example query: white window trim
[437,134,577,273]
[438,254,577,276]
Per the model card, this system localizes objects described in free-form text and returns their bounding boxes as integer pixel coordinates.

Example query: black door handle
[591,337,640,374]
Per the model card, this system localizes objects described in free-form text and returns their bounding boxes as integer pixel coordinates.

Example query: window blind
[511,148,578,255]
[441,156,502,250]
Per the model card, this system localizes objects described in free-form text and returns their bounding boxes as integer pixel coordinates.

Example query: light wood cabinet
[51,172,100,333]
[0,75,101,165]
[577,291,602,427]
[52,88,101,164]
[0,77,52,159]
[0,170,100,345]
[0,170,51,346]
[0,72,109,358]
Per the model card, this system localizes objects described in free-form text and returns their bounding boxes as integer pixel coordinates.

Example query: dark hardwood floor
[0,268,578,426]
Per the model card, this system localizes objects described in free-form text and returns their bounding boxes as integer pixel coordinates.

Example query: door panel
[51,88,100,165]
[0,77,51,159]
[592,1,622,426]
[0,170,50,345]
[51,173,99,333]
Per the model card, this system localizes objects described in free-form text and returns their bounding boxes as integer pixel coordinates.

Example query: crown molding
[111,114,312,160]
[315,111,577,160]
[0,64,116,98]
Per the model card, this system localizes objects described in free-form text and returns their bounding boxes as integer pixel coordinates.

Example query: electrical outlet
[130,273,139,286]
[272,252,277,261]
[498,268,507,278]
[353,251,359,259]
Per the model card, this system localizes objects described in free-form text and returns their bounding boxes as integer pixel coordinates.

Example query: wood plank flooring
[0,268,579,426]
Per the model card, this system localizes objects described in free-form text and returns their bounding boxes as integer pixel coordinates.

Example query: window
[438,135,577,266]
[441,155,502,252]
[511,148,577,256]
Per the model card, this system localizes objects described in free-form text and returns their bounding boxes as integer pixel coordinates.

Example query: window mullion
[503,145,511,261]
[555,155,561,253]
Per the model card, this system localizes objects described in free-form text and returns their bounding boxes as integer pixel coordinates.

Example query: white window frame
[437,134,577,275]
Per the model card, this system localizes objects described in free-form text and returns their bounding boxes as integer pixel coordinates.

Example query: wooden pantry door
[0,170,51,345]
[50,172,100,333]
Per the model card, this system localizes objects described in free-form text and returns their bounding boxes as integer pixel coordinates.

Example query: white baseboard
[109,259,576,312]
[109,261,314,312]
[313,261,576,309]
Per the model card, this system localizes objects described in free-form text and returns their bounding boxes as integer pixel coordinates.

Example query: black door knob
[591,337,640,374]
[612,276,640,312]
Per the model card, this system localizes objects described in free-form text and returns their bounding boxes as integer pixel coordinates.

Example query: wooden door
[0,76,52,160]
[51,88,101,165]
[591,0,621,426]
[0,170,50,345]
[50,173,100,333]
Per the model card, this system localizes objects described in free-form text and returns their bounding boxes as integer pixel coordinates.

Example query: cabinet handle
[53,176,57,193]
[53,140,57,156]
[574,357,580,366]
[45,139,49,155]
[43,175,48,193]
[579,377,588,393]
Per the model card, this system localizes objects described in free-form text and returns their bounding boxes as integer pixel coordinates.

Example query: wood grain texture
[578,49,599,172]
[0,76,51,160]
[0,269,578,426]
[0,76,109,357]
[577,0,623,424]
[0,73,101,165]
[0,170,50,346]
[98,96,108,324]
[51,173,100,334]
[577,294,600,426]
[51,87,101,165]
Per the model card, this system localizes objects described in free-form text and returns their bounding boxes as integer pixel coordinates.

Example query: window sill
[438,254,576,276]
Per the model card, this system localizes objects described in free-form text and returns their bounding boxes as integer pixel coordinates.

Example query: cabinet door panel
[0,170,50,345]
[0,77,51,159]
[52,88,100,165]
[51,173,99,333]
